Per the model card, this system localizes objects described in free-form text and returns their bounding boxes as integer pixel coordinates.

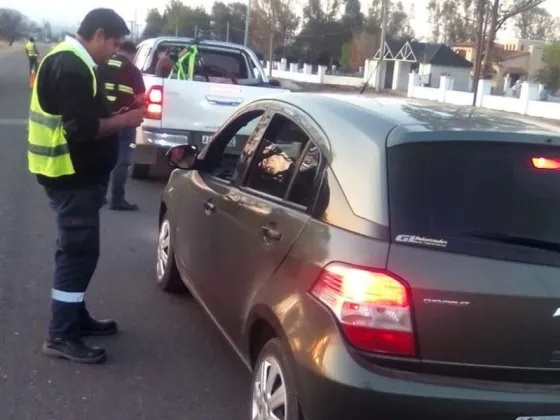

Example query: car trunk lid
[386,139,560,373]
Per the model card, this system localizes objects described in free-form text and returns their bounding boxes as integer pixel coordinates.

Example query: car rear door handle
[261,225,282,242]
[204,200,216,214]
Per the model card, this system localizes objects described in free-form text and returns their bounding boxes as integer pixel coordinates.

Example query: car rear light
[144,85,163,120]
[532,157,560,170]
[310,263,417,357]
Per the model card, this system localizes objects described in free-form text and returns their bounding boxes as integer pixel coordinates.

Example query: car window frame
[135,43,152,72]
[236,108,328,214]
[196,104,274,185]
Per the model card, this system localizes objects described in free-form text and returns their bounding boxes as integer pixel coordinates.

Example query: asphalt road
[0,49,250,420]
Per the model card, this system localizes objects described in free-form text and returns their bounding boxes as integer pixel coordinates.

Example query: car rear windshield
[387,140,560,266]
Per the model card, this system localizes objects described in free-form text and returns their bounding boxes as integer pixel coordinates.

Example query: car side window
[244,114,310,200]
[134,45,151,72]
[286,144,322,208]
[203,110,265,182]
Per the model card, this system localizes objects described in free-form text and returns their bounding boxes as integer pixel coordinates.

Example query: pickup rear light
[532,157,560,171]
[144,85,163,120]
[310,263,417,357]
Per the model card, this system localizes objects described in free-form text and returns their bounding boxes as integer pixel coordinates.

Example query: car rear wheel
[251,338,302,420]
[130,164,151,179]
[156,216,187,293]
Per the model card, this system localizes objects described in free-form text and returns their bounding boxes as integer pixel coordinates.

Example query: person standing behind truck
[97,40,146,211]
[25,37,40,74]
[29,8,143,364]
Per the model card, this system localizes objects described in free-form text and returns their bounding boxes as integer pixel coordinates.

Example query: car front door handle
[261,225,282,242]
[204,200,216,214]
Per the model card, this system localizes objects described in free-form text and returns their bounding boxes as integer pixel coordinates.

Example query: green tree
[210,2,247,43]
[514,3,554,41]
[427,0,476,44]
[537,42,560,93]
[161,0,210,37]
[142,8,165,39]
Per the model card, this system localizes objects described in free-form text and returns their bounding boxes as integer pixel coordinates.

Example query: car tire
[156,215,187,294]
[130,164,151,179]
[251,338,303,420]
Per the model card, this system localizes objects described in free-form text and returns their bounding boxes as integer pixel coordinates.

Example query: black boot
[81,317,118,337]
[42,337,107,364]
[110,200,139,211]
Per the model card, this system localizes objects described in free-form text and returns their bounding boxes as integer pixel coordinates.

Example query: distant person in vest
[25,37,40,74]
[97,40,146,211]
[27,8,143,364]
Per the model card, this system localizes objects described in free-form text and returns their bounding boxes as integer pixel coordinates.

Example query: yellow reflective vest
[28,41,97,178]
[25,42,37,57]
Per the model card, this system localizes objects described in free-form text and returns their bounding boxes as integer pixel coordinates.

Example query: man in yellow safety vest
[28,8,143,364]
[25,37,40,74]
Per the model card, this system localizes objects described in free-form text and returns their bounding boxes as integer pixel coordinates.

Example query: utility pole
[375,0,388,92]
[226,22,230,42]
[244,0,251,47]
[471,0,486,106]
[133,8,138,41]
[195,25,198,38]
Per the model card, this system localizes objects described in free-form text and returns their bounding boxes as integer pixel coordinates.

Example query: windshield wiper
[465,231,560,252]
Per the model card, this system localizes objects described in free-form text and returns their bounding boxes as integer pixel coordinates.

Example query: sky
[2,0,560,41]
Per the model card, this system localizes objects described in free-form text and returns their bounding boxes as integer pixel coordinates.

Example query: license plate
[202,135,236,148]
[517,417,560,419]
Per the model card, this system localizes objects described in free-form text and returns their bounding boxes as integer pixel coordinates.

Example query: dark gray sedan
[156,93,560,420]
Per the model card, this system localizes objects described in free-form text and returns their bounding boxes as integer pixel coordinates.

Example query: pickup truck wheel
[157,216,187,294]
[130,164,151,179]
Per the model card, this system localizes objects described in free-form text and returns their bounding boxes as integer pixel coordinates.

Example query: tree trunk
[472,0,486,94]
[481,0,499,79]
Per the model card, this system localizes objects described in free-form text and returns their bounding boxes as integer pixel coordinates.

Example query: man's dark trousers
[46,184,105,338]
[110,127,135,204]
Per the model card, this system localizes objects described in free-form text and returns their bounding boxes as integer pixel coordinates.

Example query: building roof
[381,40,473,68]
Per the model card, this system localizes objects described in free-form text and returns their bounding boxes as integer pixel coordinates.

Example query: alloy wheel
[251,356,287,420]
[157,219,170,280]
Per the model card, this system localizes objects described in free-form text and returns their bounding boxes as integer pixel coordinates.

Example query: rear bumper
[132,126,190,166]
[293,297,560,420]
[298,363,560,420]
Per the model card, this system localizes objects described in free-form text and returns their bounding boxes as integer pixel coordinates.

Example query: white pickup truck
[130,36,290,178]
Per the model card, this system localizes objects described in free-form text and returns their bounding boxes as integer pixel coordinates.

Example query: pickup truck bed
[130,37,289,179]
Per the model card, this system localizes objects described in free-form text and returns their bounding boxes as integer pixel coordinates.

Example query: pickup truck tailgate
[161,79,288,133]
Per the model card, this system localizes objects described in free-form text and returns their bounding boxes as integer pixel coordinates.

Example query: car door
[207,109,327,349]
[172,106,273,305]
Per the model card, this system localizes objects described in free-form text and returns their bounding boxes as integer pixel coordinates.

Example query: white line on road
[0,118,27,126]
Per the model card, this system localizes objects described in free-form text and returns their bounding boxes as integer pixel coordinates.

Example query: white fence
[263,59,365,87]
[407,73,560,121]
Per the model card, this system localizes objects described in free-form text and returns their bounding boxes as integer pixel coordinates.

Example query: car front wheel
[156,216,186,293]
[251,338,302,420]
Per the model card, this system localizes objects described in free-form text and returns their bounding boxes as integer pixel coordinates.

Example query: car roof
[141,37,252,52]
[248,92,560,227]
[259,92,560,141]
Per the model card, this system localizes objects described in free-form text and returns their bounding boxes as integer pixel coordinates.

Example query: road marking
[0,118,27,126]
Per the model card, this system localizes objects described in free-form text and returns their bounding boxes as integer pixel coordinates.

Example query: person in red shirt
[98,40,146,210]
[154,46,174,78]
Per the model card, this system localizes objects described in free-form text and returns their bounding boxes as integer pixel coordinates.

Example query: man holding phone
[28,8,144,364]
[98,40,146,211]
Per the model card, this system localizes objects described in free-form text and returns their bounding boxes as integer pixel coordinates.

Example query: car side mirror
[166,144,199,170]
[268,78,281,87]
